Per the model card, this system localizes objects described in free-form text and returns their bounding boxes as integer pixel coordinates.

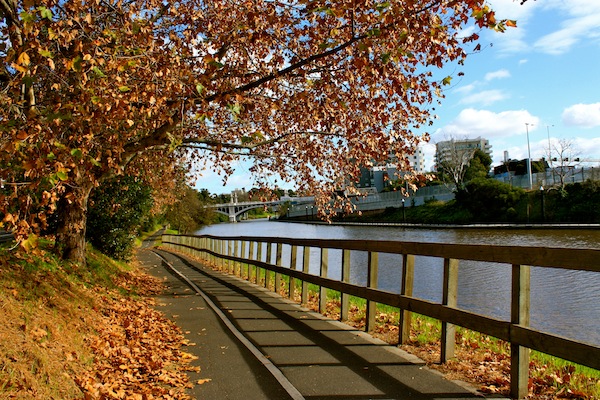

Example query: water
[196,220,600,345]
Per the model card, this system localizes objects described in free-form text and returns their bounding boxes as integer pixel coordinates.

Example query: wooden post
[234,240,239,276]
[228,240,233,273]
[289,245,298,299]
[256,242,262,284]
[213,239,218,266]
[241,240,247,279]
[301,246,310,305]
[275,243,283,294]
[340,249,351,321]
[265,242,272,288]
[249,241,255,282]
[365,251,379,332]
[319,248,329,314]
[511,264,531,399]
[399,254,415,344]
[221,240,226,269]
[215,239,220,267]
[204,237,209,261]
[441,258,459,363]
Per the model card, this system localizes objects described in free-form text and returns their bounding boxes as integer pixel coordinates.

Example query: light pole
[401,198,406,223]
[546,125,554,166]
[525,123,533,190]
[540,185,545,222]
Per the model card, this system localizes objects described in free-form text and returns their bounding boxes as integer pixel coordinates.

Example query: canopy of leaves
[0,0,510,259]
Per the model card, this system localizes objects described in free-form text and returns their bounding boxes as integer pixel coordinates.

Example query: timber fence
[161,233,600,399]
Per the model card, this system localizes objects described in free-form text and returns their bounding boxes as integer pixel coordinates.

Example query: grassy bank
[0,241,197,399]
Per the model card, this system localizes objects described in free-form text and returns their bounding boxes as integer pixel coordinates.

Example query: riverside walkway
[137,245,500,399]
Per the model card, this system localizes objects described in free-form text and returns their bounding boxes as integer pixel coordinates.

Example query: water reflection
[196,220,600,345]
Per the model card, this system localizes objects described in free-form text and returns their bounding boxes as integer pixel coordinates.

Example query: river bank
[282,219,600,230]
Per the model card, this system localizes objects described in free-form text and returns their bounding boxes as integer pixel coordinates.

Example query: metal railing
[161,233,600,399]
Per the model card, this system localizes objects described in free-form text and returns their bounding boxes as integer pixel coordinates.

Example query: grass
[0,237,191,399]
[0,243,112,398]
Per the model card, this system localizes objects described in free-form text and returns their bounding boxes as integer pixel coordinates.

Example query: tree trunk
[54,181,94,265]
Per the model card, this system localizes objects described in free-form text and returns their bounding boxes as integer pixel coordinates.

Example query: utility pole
[526,123,533,190]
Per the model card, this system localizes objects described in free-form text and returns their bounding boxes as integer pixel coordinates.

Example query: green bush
[87,176,153,260]
[456,178,525,222]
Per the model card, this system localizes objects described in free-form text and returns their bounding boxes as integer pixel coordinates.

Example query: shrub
[87,176,153,259]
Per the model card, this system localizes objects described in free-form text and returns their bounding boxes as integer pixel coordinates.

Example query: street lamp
[401,198,406,223]
[540,185,545,222]
[525,123,534,190]
[546,125,554,167]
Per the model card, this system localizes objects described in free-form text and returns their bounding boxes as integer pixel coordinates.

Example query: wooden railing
[161,233,600,399]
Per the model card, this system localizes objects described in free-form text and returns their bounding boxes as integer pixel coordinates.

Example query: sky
[195,0,600,195]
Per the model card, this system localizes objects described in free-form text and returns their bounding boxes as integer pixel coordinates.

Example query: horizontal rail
[190,234,600,271]
[161,234,600,399]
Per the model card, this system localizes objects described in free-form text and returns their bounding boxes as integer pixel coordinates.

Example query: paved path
[137,244,501,400]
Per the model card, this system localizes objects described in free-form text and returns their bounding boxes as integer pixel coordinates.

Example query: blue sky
[195,0,600,195]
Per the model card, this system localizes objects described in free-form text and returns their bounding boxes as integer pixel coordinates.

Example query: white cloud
[490,28,530,56]
[573,137,600,160]
[433,108,540,141]
[453,70,511,106]
[485,0,600,56]
[487,0,539,20]
[484,0,540,55]
[454,83,477,95]
[562,103,600,128]
[485,69,511,81]
[459,90,509,106]
[534,13,600,54]
[533,0,600,54]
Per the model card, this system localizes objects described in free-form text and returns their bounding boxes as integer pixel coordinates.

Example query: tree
[548,138,581,190]
[464,149,492,182]
[164,186,215,234]
[435,139,477,190]
[0,0,511,264]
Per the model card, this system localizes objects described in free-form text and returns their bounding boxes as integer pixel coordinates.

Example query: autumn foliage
[1,0,512,263]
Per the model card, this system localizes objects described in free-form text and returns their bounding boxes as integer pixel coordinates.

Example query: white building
[434,137,492,171]
[358,145,427,192]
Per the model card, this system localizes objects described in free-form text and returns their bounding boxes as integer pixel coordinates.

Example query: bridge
[208,192,314,222]
[209,187,455,222]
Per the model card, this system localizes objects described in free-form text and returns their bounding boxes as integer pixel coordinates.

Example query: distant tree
[436,139,476,191]
[164,186,215,234]
[464,149,492,182]
[548,139,581,190]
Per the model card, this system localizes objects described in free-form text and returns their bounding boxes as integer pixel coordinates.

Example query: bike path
[137,246,502,400]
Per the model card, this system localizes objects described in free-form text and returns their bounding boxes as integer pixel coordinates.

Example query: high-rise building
[434,137,492,171]
[357,145,427,192]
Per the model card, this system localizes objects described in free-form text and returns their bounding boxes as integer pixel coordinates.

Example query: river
[195,220,600,346]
